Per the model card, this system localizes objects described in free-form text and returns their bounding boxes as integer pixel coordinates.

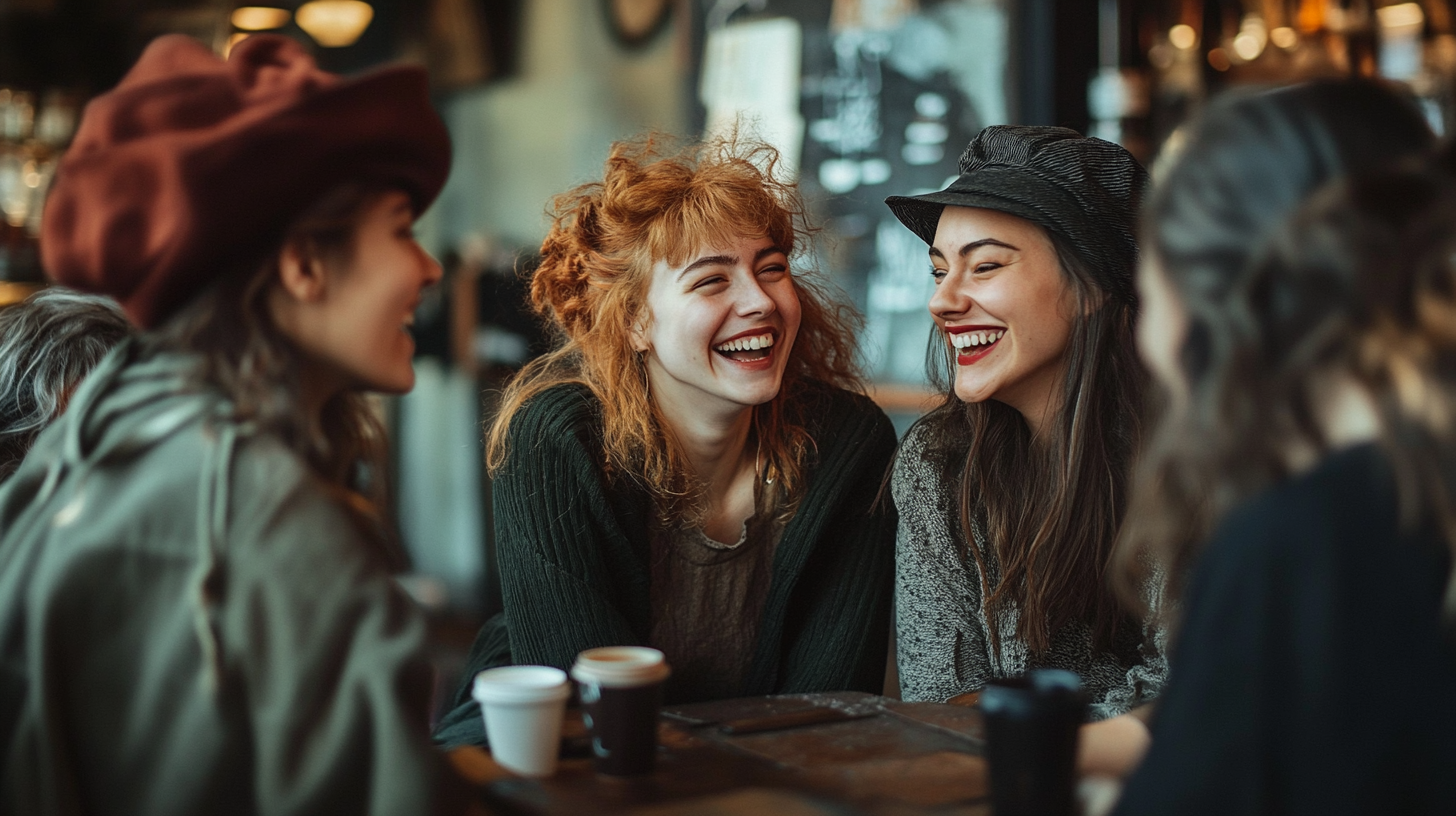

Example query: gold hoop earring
[753,408,774,485]
[639,352,651,403]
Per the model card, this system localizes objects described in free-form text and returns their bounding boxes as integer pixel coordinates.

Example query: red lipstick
[944,324,1005,366]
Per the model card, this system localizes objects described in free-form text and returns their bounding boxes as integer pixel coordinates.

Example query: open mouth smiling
[714,330,776,363]
[947,325,1004,364]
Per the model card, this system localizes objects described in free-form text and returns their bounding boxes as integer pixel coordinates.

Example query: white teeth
[715,333,775,352]
[949,329,1003,349]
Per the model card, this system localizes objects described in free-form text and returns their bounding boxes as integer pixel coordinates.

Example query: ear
[629,310,651,353]
[275,240,329,304]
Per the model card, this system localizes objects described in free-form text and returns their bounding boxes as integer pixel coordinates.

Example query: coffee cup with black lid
[570,646,671,776]
[981,668,1086,816]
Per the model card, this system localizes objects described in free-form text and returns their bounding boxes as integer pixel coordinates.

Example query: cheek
[780,287,803,339]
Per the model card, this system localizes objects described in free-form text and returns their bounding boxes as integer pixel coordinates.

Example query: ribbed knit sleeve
[470,382,896,712]
[752,387,899,696]
[492,386,652,672]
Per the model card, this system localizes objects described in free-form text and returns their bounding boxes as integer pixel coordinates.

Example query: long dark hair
[1116,80,1433,605]
[912,228,1145,655]
[143,182,403,567]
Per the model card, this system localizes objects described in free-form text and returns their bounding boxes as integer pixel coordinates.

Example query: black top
[435,381,898,747]
[1115,444,1456,816]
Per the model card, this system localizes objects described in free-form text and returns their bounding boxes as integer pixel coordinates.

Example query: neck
[1000,369,1064,443]
[1284,372,1381,472]
[295,357,348,439]
[647,374,755,501]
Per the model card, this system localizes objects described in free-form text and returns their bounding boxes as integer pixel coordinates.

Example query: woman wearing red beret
[0,34,468,814]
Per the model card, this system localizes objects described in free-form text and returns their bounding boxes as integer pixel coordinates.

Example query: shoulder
[223,426,381,567]
[512,383,601,436]
[891,416,956,505]
[1203,443,1392,573]
[791,379,895,452]
[502,383,604,465]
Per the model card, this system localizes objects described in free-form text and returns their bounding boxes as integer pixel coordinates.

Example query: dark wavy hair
[1116,79,1434,606]
[0,289,131,482]
[911,224,1146,656]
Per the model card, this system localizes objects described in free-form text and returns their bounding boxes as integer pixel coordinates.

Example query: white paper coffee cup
[472,666,572,777]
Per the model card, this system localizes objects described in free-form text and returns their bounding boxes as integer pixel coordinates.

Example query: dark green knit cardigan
[435,381,897,747]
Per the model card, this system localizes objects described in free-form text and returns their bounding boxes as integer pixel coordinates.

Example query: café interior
[2,0,1454,813]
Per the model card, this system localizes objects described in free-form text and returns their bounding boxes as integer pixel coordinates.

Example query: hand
[1076,712,1151,778]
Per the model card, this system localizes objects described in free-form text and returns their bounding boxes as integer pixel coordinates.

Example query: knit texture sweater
[892,422,1166,719]
[435,381,897,748]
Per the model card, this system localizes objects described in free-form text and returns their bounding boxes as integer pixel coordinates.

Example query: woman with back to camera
[882,127,1163,758]
[0,34,470,814]
[1113,81,1452,814]
[435,136,897,747]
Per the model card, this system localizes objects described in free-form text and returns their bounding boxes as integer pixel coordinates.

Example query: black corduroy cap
[885,125,1147,305]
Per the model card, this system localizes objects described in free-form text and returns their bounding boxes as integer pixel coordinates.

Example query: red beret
[41,34,452,328]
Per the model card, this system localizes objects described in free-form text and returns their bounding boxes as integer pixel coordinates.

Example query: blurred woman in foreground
[435,136,896,747]
[1113,81,1454,813]
[0,34,467,814]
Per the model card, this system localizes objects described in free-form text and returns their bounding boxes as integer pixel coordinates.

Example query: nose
[420,246,444,288]
[928,269,970,320]
[735,274,776,318]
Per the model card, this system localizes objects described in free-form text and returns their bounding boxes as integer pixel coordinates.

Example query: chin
[953,381,994,404]
[363,368,415,395]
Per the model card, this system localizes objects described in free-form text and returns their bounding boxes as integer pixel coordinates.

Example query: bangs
[638,168,797,269]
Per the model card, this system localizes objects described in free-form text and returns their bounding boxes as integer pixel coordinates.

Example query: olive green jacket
[0,344,462,815]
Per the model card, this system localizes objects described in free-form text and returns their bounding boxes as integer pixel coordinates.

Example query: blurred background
[2,0,1453,678]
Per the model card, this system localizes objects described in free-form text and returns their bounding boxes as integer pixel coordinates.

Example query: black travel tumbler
[981,669,1086,816]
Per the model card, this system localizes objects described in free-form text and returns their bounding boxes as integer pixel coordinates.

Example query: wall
[425,0,690,255]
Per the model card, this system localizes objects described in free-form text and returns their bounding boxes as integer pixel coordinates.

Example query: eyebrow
[677,245,788,280]
[927,238,1020,261]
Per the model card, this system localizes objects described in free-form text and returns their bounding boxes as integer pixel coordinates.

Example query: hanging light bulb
[231,5,292,32]
[296,1,374,48]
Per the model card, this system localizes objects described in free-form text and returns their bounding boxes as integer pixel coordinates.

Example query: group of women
[0,28,1453,816]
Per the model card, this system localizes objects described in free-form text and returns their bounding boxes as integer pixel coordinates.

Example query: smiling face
[928,206,1079,424]
[270,189,441,398]
[632,234,802,420]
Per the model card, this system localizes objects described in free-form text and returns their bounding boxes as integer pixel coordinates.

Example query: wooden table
[451,692,991,815]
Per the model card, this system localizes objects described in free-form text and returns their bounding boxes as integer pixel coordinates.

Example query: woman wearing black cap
[0,35,467,813]
[883,127,1163,735]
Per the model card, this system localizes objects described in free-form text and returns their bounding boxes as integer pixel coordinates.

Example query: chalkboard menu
[694,0,1009,387]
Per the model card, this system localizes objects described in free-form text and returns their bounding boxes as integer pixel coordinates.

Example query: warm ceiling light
[1169,24,1198,50]
[1377,2,1425,31]
[1271,26,1299,49]
[1233,32,1264,61]
[296,1,374,47]
[231,6,291,31]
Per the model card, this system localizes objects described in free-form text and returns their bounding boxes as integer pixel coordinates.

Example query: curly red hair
[486,134,864,524]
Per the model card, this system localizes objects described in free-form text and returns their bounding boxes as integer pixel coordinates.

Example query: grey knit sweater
[891,423,1166,720]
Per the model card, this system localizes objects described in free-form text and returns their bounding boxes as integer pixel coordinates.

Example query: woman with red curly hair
[435,136,897,747]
